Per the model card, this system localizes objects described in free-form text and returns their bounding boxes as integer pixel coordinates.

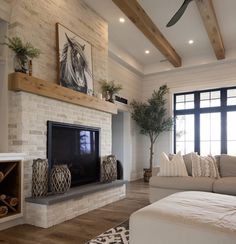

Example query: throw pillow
[191,154,220,178]
[169,152,196,176]
[159,152,188,177]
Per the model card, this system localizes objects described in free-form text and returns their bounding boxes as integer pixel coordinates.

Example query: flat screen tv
[47,121,100,187]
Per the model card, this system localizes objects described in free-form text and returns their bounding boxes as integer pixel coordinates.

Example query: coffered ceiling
[84,0,236,72]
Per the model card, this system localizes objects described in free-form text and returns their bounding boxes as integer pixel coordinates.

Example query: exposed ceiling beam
[195,0,225,60]
[112,0,182,67]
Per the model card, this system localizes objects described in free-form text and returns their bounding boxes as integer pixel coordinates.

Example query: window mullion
[195,92,200,154]
[221,89,227,154]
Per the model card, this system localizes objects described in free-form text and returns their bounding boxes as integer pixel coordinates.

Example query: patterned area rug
[86,220,129,244]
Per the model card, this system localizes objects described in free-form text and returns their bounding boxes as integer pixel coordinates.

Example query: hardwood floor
[0,180,150,244]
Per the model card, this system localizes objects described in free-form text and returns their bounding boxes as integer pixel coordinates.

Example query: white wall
[0,19,8,152]
[108,57,142,102]
[141,60,236,166]
[108,56,143,180]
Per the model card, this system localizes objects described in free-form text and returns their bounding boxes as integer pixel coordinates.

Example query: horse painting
[58,24,93,94]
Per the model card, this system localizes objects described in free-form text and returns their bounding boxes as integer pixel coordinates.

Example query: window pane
[176,102,184,110]
[227,112,236,140]
[185,101,194,109]
[211,91,220,99]
[200,113,221,155]
[210,141,221,156]
[200,91,220,108]
[227,141,236,156]
[200,114,210,141]
[185,94,194,102]
[211,113,221,140]
[176,115,194,154]
[176,94,195,110]
[201,92,209,100]
[211,99,220,107]
[176,95,184,102]
[176,142,185,154]
[185,141,194,154]
[200,141,210,156]
[227,89,236,97]
[227,97,236,106]
[200,100,210,108]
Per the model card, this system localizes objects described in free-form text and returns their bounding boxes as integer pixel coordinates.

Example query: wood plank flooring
[0,180,150,244]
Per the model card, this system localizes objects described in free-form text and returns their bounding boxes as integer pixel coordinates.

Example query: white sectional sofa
[149,154,236,203]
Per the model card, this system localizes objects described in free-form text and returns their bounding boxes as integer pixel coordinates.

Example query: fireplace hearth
[47,121,100,188]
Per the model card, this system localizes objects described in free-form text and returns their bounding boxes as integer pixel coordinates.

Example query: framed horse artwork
[56,23,93,94]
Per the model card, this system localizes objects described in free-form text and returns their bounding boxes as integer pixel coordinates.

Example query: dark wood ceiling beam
[112,0,182,67]
[195,0,225,60]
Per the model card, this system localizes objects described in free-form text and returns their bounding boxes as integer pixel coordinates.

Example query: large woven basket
[32,158,48,197]
[50,164,71,194]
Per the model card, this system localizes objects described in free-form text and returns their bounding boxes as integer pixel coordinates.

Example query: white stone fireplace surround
[7,90,126,228]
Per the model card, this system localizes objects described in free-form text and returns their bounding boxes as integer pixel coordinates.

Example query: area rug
[86,220,129,244]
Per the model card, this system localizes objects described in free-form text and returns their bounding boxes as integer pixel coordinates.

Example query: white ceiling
[84,0,236,72]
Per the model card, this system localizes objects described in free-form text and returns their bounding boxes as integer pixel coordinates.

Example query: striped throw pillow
[159,152,188,177]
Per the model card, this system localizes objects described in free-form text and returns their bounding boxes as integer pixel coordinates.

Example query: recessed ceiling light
[188,40,194,45]
[145,50,150,54]
[119,18,125,23]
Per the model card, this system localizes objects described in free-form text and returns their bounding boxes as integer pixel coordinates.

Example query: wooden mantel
[8,73,118,115]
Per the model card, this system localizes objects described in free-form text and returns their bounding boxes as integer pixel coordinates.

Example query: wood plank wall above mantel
[8,73,118,115]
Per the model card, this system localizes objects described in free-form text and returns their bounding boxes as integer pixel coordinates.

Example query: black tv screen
[47,121,100,187]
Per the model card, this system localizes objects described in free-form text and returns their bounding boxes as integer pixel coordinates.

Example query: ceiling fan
[166,0,194,27]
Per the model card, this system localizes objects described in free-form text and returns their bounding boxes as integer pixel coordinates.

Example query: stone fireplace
[7,88,126,228]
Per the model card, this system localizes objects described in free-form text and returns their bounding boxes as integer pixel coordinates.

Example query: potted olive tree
[130,85,173,182]
[99,80,122,103]
[2,36,40,73]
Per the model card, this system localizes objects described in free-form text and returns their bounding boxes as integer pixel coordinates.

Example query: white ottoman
[130,191,236,244]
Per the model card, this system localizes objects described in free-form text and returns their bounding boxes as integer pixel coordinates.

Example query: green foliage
[130,85,173,170]
[131,85,173,141]
[2,36,41,58]
[99,80,122,94]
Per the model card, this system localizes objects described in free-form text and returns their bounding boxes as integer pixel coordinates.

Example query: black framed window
[174,87,236,155]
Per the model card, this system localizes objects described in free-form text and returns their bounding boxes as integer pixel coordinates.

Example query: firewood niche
[0,154,24,222]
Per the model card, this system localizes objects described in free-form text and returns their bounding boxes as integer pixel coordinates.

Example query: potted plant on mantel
[99,80,122,103]
[130,85,173,182]
[2,36,41,74]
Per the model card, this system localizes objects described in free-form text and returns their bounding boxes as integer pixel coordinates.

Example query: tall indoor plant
[130,85,173,182]
[2,36,40,73]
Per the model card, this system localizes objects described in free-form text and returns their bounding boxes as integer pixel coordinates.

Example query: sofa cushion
[149,176,214,192]
[159,152,188,177]
[213,177,236,196]
[169,153,193,176]
[220,154,236,177]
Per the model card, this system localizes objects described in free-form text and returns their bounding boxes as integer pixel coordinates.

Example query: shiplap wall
[108,57,142,102]
[141,60,236,167]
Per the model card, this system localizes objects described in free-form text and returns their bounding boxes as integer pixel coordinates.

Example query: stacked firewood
[0,171,4,182]
[0,194,19,217]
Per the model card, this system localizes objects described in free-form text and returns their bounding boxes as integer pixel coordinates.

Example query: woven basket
[101,155,117,183]
[32,158,48,197]
[50,164,71,194]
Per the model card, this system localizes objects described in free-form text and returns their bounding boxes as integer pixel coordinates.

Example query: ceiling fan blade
[166,0,193,27]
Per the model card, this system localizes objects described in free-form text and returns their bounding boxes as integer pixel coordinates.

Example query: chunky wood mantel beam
[112,0,182,67]
[195,0,225,60]
[8,73,118,115]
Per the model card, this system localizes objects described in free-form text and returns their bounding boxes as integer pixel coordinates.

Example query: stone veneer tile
[8,92,112,198]
[25,185,126,228]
